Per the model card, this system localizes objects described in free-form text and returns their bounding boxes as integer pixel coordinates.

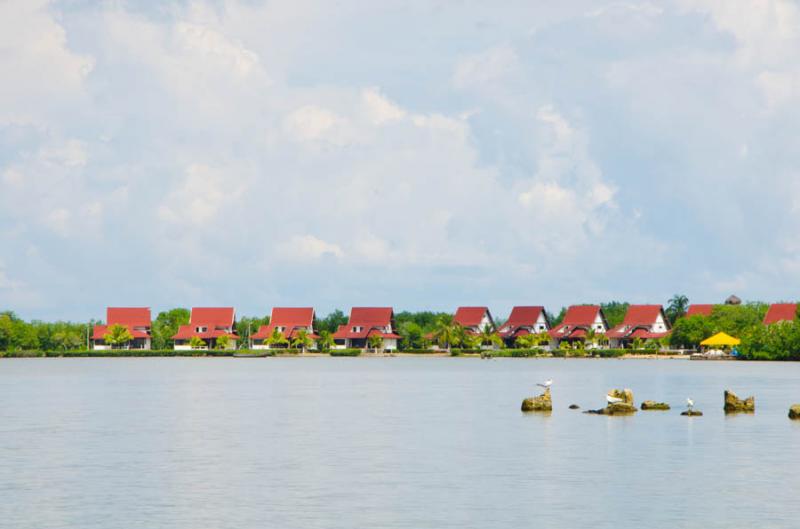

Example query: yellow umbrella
[700,332,741,347]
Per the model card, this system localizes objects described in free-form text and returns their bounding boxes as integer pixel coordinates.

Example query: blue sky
[2,0,799,321]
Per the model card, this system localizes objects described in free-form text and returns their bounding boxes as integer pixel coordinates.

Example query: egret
[606,394,624,404]
[687,398,694,411]
[537,379,553,389]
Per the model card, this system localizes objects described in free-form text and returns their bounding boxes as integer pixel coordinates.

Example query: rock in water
[789,405,800,420]
[608,388,635,406]
[569,404,580,410]
[681,410,703,416]
[724,390,755,413]
[641,400,670,411]
[521,388,552,412]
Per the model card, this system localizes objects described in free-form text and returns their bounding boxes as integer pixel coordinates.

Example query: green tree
[317,330,336,351]
[669,314,714,349]
[316,310,348,334]
[515,333,537,349]
[267,328,289,348]
[367,333,383,352]
[601,302,629,328]
[189,336,206,349]
[152,308,190,349]
[291,329,313,353]
[103,323,133,349]
[551,307,567,327]
[399,321,424,350]
[478,323,502,348]
[215,334,231,350]
[432,314,459,352]
[665,294,689,324]
[235,315,270,347]
[462,334,481,350]
[53,330,82,350]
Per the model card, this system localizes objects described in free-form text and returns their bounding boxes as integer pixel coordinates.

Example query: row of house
[90,302,799,350]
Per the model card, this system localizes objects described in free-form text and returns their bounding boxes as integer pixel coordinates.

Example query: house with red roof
[497,306,550,348]
[453,306,495,334]
[548,305,609,347]
[686,304,714,317]
[606,305,670,348]
[763,303,798,325]
[332,307,401,350]
[172,307,238,350]
[92,307,152,350]
[251,307,319,349]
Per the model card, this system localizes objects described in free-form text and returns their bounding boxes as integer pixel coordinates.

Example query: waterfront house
[606,305,670,348]
[453,306,495,334]
[92,307,152,350]
[686,304,714,317]
[548,305,609,347]
[763,303,798,325]
[497,306,550,348]
[332,307,401,350]
[172,307,238,350]
[252,307,318,349]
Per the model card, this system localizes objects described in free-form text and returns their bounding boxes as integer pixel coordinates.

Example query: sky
[1,0,800,321]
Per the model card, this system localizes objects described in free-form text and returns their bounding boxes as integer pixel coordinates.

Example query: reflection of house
[686,304,714,317]
[453,306,495,334]
[606,305,670,348]
[497,306,550,348]
[251,307,318,349]
[548,305,608,346]
[92,307,152,350]
[763,303,798,325]
[172,307,238,350]
[332,307,401,350]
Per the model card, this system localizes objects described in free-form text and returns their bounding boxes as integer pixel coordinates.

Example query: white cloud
[453,44,520,89]
[280,235,344,260]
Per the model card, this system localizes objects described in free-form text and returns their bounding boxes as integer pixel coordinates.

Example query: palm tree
[188,336,205,349]
[317,330,336,351]
[462,334,481,350]
[585,328,598,349]
[267,328,289,349]
[432,315,458,352]
[103,323,133,349]
[215,334,231,350]
[478,323,502,349]
[291,329,313,353]
[367,333,383,353]
[515,334,536,349]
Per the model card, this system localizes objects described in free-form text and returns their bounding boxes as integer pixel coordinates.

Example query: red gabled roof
[562,305,601,326]
[621,305,664,326]
[172,325,239,340]
[190,307,235,327]
[764,303,797,325]
[107,307,151,328]
[686,304,714,317]
[332,307,397,340]
[498,306,547,338]
[454,306,491,328]
[252,307,316,340]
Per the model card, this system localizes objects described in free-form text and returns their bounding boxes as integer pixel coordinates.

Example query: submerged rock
[789,405,800,420]
[521,388,552,412]
[569,404,580,410]
[584,402,638,415]
[724,390,755,413]
[681,410,703,416]
[641,400,670,411]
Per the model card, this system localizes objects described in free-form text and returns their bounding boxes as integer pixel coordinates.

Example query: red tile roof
[606,305,670,339]
[172,326,239,340]
[686,304,714,317]
[107,307,151,328]
[498,306,547,338]
[548,305,607,339]
[764,303,797,325]
[332,307,400,339]
[190,307,235,327]
[252,307,318,340]
[453,307,491,328]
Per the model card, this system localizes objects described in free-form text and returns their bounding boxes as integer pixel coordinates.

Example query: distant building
[606,305,670,348]
[725,294,742,305]
[763,303,798,325]
[453,306,495,334]
[332,307,401,350]
[252,307,318,349]
[548,305,609,347]
[172,307,238,350]
[92,307,152,350]
[686,304,714,317]
[497,306,550,348]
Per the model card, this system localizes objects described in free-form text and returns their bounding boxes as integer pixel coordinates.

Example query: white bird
[606,394,624,404]
[687,398,694,411]
[537,379,553,389]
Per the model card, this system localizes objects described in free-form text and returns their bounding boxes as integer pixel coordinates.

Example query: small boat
[233,352,270,358]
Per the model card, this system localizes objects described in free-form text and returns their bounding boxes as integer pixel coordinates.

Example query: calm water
[1,357,799,528]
